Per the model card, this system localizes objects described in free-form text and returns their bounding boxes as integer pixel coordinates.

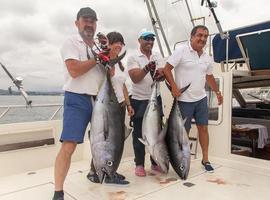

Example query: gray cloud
[0,0,269,92]
[9,19,48,44]
[220,0,240,12]
[0,0,37,17]
[49,10,76,36]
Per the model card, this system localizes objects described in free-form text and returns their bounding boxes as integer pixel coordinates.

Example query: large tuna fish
[166,85,191,180]
[90,70,127,183]
[139,81,170,173]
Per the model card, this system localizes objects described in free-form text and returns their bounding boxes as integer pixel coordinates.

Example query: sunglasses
[141,36,155,41]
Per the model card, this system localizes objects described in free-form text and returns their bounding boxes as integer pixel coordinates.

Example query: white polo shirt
[61,34,105,95]
[167,42,213,102]
[111,63,127,103]
[127,51,164,100]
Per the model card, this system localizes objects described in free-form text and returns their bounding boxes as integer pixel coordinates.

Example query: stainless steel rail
[0,104,63,122]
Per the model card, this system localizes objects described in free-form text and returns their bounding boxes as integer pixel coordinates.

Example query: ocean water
[0,95,64,124]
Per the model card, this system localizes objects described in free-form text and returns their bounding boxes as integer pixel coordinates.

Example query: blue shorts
[60,91,93,144]
[178,97,208,132]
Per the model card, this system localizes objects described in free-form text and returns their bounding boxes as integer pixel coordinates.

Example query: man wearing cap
[127,29,165,177]
[53,7,128,200]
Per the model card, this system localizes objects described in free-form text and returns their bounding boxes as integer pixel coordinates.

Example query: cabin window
[206,77,223,124]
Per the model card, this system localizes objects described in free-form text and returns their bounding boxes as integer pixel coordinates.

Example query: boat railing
[0,104,63,124]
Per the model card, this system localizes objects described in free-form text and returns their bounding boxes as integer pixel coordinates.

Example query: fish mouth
[180,172,188,180]
[178,162,189,180]
[97,168,107,184]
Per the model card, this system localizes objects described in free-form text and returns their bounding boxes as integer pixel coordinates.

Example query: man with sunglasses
[127,29,165,177]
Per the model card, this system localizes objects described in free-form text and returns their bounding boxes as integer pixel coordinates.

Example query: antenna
[144,0,171,56]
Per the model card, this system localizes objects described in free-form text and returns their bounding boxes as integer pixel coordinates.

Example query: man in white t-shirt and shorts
[163,25,223,173]
[53,7,128,200]
[127,29,165,177]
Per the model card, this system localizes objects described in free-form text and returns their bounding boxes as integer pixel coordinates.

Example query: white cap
[138,28,155,38]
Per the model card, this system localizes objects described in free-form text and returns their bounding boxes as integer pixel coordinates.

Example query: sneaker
[115,172,126,180]
[52,191,64,200]
[105,175,130,185]
[151,165,164,174]
[52,197,64,200]
[201,160,214,173]
[135,165,146,177]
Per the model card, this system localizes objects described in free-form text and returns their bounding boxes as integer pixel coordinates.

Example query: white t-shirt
[61,34,105,95]
[111,63,127,103]
[167,42,213,102]
[127,50,164,100]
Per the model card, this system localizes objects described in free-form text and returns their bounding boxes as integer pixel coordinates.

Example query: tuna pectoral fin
[103,112,109,140]
[124,125,132,140]
[138,138,150,146]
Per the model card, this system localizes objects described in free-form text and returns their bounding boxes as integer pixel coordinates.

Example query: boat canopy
[236,28,270,71]
[212,21,270,71]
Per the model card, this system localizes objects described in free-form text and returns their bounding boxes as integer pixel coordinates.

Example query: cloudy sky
[0,0,269,91]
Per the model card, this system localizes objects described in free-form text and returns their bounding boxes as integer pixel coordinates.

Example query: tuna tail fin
[179,83,191,94]
[138,138,150,146]
[165,80,171,91]
[158,119,168,141]
[183,118,187,125]
[124,125,132,140]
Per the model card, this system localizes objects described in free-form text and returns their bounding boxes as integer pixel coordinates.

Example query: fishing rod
[0,62,32,106]
[201,0,228,40]
[90,32,126,69]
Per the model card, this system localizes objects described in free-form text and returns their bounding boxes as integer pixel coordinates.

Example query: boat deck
[0,156,269,200]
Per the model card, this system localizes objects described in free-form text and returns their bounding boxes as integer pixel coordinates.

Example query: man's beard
[80,29,94,40]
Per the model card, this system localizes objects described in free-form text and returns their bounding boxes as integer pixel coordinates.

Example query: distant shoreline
[0,89,63,96]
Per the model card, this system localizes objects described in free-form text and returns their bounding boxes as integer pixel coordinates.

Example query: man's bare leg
[197,125,209,162]
[54,141,77,191]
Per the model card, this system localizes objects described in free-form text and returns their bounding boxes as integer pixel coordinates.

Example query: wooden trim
[0,138,55,152]
[251,70,270,76]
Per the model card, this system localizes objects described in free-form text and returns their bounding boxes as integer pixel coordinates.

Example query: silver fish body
[166,99,191,180]
[90,72,125,183]
[140,82,169,173]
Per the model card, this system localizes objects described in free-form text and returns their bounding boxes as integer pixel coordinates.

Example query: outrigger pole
[201,0,228,40]
[0,62,32,106]
[144,0,171,57]
[201,0,230,70]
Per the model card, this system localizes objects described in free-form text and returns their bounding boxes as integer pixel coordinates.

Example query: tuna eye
[107,161,113,166]
[180,164,184,171]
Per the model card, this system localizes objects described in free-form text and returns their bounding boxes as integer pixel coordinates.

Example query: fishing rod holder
[0,62,32,106]
[201,0,229,40]
[13,77,23,88]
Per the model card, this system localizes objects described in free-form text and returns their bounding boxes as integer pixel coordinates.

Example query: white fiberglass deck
[0,156,269,200]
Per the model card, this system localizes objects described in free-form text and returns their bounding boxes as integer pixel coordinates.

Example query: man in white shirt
[163,25,223,173]
[53,7,129,200]
[53,7,102,200]
[127,29,165,177]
